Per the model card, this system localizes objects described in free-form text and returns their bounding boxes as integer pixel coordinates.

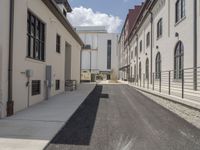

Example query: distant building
[76,26,119,82]
[0,0,83,118]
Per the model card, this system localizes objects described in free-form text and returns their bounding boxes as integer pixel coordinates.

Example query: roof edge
[42,0,84,46]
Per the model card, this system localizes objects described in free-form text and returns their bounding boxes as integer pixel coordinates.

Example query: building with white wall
[119,0,200,99]
[76,26,119,81]
[0,0,83,118]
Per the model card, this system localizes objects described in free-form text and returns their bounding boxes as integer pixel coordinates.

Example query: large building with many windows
[0,0,83,118]
[119,0,200,100]
[76,26,119,82]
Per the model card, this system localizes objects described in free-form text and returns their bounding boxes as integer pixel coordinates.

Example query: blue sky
[68,0,144,33]
[69,0,143,20]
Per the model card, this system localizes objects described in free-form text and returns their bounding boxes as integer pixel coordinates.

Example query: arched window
[139,62,142,80]
[174,41,184,79]
[157,18,163,39]
[146,32,150,47]
[155,52,161,79]
[175,0,185,23]
[134,65,137,79]
[146,58,149,80]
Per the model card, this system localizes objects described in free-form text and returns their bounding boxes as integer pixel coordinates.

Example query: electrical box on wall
[46,65,52,88]
[25,69,33,78]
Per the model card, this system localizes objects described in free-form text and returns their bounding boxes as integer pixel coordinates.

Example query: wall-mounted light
[175,32,179,37]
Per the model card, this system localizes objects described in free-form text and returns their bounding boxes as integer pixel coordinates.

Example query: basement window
[55,80,60,90]
[32,80,41,96]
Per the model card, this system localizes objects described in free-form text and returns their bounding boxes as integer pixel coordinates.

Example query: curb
[118,80,200,111]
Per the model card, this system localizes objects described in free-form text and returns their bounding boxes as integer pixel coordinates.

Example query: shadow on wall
[46,85,103,146]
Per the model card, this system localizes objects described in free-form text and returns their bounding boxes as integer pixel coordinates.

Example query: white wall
[0,0,10,117]
[78,30,119,79]
[197,0,200,67]
[119,0,200,89]
[0,0,82,115]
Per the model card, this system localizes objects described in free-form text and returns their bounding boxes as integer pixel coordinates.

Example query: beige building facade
[0,0,83,118]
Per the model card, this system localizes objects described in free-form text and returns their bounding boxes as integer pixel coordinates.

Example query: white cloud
[68,6,122,33]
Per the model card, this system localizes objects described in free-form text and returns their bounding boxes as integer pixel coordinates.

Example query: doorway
[65,42,72,81]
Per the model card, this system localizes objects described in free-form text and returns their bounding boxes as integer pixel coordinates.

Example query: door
[65,42,72,80]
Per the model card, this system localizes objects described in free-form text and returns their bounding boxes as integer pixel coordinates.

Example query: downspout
[150,11,153,84]
[136,34,139,83]
[7,0,14,116]
[193,0,197,90]
[80,47,82,83]
[127,41,130,82]
[126,42,128,81]
[90,50,92,82]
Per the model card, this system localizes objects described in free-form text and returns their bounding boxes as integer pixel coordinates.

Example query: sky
[68,0,144,33]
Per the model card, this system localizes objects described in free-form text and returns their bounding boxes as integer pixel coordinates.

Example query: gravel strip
[139,90,200,129]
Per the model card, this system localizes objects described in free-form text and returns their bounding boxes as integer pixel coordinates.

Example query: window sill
[156,35,162,41]
[32,94,41,97]
[56,51,61,54]
[175,16,186,27]
[172,79,182,82]
[25,57,45,64]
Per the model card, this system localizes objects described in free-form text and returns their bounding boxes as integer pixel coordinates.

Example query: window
[146,58,149,80]
[155,52,161,79]
[175,0,185,23]
[135,46,138,56]
[56,34,61,53]
[146,32,150,47]
[27,11,45,61]
[63,9,67,17]
[130,66,133,78]
[107,40,112,69]
[140,40,142,52]
[134,65,137,79]
[32,80,41,96]
[131,51,133,59]
[55,80,60,90]
[174,41,184,79]
[157,18,163,39]
[139,62,142,80]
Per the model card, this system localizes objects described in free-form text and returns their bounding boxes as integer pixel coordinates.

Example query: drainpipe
[80,47,82,83]
[7,0,14,116]
[90,50,92,82]
[136,34,139,83]
[193,0,197,90]
[150,11,153,84]
[127,41,130,82]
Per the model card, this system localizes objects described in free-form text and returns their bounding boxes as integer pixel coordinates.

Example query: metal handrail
[132,66,200,100]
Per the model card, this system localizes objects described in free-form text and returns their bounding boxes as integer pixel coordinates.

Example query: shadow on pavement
[46,85,103,147]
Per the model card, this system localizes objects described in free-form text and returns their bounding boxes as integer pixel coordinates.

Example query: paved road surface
[45,84,200,150]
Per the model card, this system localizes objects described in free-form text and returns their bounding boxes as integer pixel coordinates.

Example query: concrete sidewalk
[0,83,95,150]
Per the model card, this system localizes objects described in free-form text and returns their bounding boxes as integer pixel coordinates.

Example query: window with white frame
[140,40,142,52]
[155,52,161,79]
[146,32,150,47]
[146,58,149,80]
[175,0,185,23]
[174,41,184,79]
[157,18,163,39]
[139,62,142,80]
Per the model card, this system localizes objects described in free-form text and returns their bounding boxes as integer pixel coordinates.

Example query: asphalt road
[45,84,200,150]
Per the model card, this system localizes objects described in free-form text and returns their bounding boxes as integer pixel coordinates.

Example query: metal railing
[130,67,200,101]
